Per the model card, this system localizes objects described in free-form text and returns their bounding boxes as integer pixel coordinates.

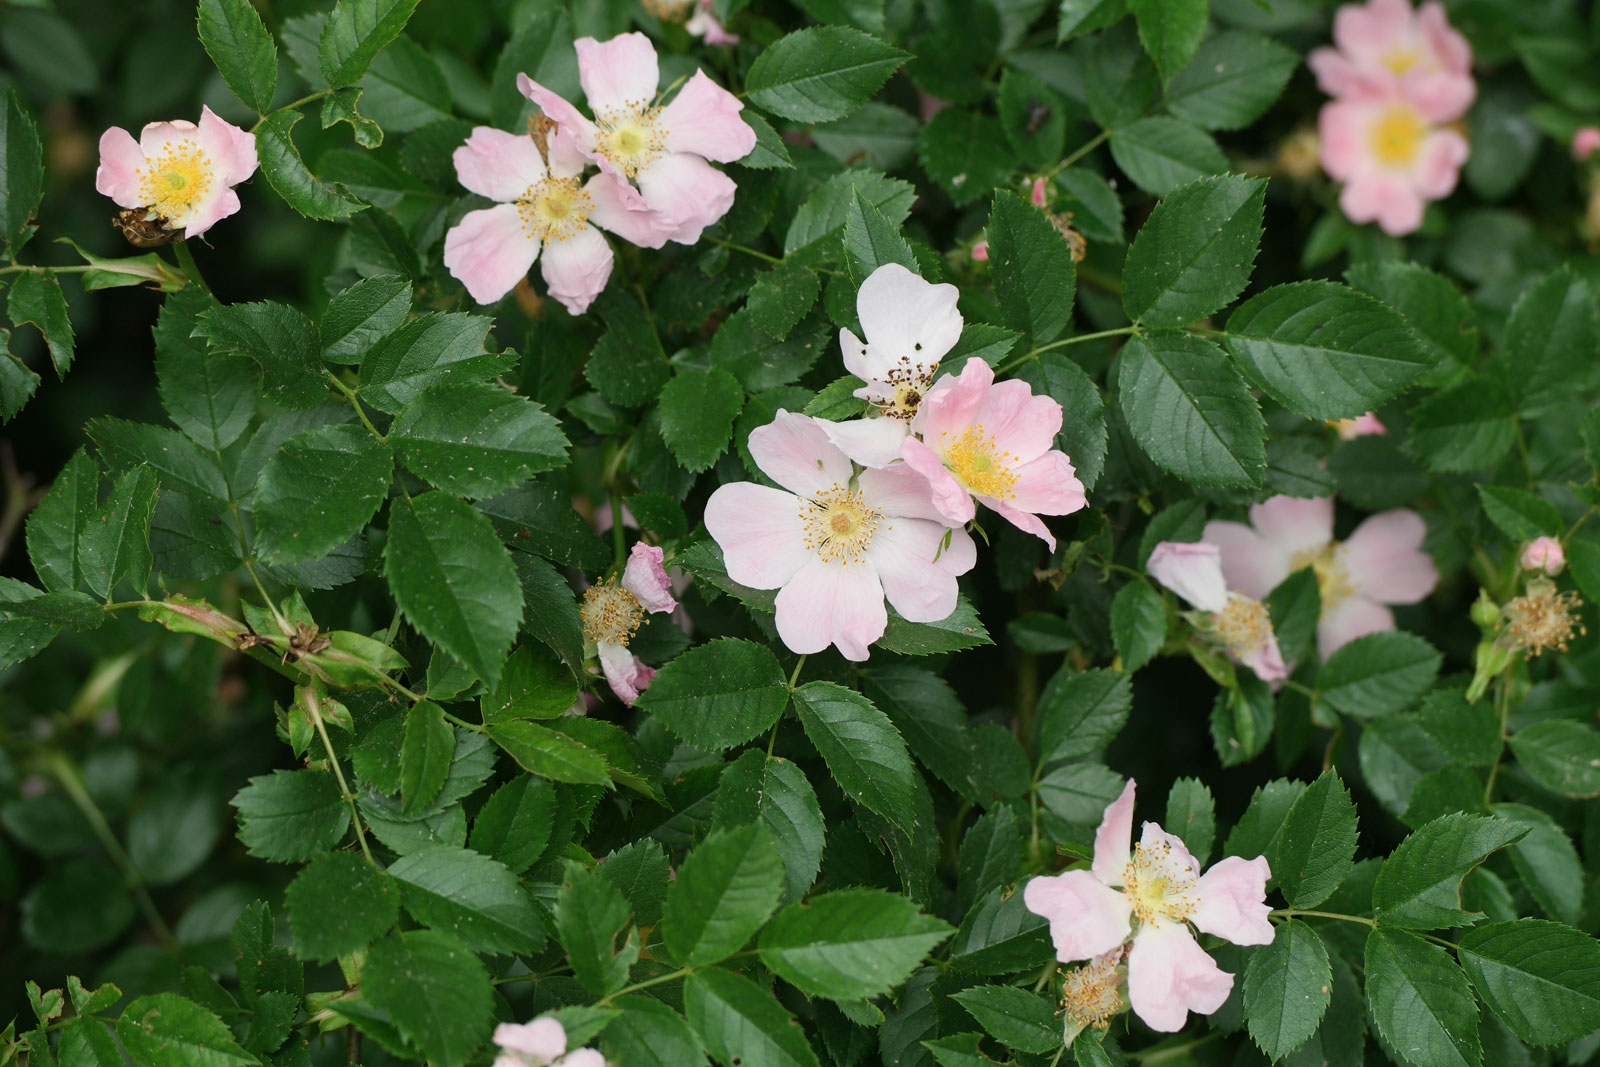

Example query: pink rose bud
[1335,411,1387,439]
[1030,177,1048,208]
[1574,126,1600,160]
[970,239,989,261]
[1521,536,1566,576]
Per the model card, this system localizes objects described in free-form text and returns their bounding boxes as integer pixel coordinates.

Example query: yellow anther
[136,140,215,223]
[799,486,881,565]
[581,578,644,646]
[941,424,1017,499]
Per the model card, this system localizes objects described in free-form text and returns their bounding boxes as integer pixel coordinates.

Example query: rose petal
[1193,855,1275,946]
[703,482,810,589]
[773,557,886,661]
[443,204,541,306]
[1127,923,1235,1033]
[1022,871,1133,963]
[538,223,614,315]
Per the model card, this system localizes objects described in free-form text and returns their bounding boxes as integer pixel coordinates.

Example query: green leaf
[637,638,789,750]
[746,27,907,122]
[663,823,785,966]
[712,752,827,905]
[1035,667,1131,770]
[469,776,554,874]
[1364,928,1482,1067]
[684,967,821,1067]
[21,858,132,952]
[385,492,521,689]
[90,418,230,504]
[1118,332,1265,487]
[600,997,706,1066]
[758,888,954,1000]
[320,0,421,87]
[1272,769,1358,909]
[0,328,41,420]
[988,189,1076,346]
[399,700,453,815]
[1475,485,1561,543]
[196,0,277,113]
[1163,777,1215,862]
[784,168,916,261]
[791,681,919,838]
[481,643,576,722]
[1015,351,1107,491]
[843,186,916,283]
[0,89,43,257]
[1457,918,1600,1047]
[1373,813,1529,929]
[1345,260,1476,368]
[154,288,254,452]
[487,720,612,786]
[252,423,391,564]
[356,35,452,133]
[878,595,993,655]
[749,263,821,340]
[813,101,919,170]
[363,930,492,1067]
[1224,281,1432,421]
[25,448,97,595]
[917,109,1018,207]
[1165,31,1298,130]
[1129,0,1207,81]
[1508,719,1600,798]
[284,851,399,961]
[1504,265,1598,414]
[1493,802,1583,926]
[1110,580,1165,672]
[256,110,367,221]
[1244,920,1331,1062]
[1405,376,1516,474]
[117,994,257,1067]
[194,302,325,410]
[658,369,745,474]
[7,271,74,376]
[231,769,349,863]
[321,274,411,363]
[1316,631,1441,720]
[1225,778,1307,860]
[1108,117,1226,196]
[357,312,508,414]
[950,985,1060,1054]
[388,845,544,956]
[126,777,221,887]
[738,110,795,170]
[1123,175,1265,328]
[557,860,640,996]
[320,86,384,148]
[392,381,568,498]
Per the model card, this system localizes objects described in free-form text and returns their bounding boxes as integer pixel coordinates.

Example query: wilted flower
[492,1017,604,1067]
[1060,950,1126,1042]
[95,105,257,239]
[1501,578,1585,659]
[1146,541,1288,683]
[1521,536,1566,576]
[1024,780,1274,1033]
[1333,411,1387,439]
[1307,0,1475,122]
[582,543,677,704]
[686,0,739,44]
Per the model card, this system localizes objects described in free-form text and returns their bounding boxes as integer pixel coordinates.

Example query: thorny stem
[305,688,376,865]
[994,325,1140,375]
[1270,908,1377,927]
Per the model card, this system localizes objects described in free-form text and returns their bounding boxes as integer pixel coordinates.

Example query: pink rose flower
[493,1017,603,1067]
[1318,94,1468,236]
[1521,536,1566,576]
[1024,780,1274,1034]
[518,32,755,246]
[1202,495,1438,659]
[1574,126,1600,161]
[686,0,739,44]
[95,105,258,238]
[1333,411,1387,439]
[899,359,1088,551]
[704,411,977,661]
[1146,541,1288,683]
[581,542,678,704]
[1308,0,1475,123]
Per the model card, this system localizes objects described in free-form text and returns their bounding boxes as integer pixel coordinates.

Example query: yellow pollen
[581,578,644,646]
[941,425,1017,499]
[870,356,935,421]
[1368,104,1426,168]
[135,140,214,224]
[1214,594,1274,660]
[594,100,668,179]
[516,177,593,244]
[1122,840,1197,928]
[1502,580,1585,659]
[1061,953,1123,1032]
[1289,543,1355,615]
[800,486,881,565]
[1381,47,1422,75]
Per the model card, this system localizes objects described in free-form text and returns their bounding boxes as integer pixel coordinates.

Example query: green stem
[1482,674,1513,804]
[328,375,386,442]
[1270,908,1376,927]
[250,91,332,132]
[610,489,627,569]
[0,264,96,276]
[1048,129,1112,177]
[441,708,487,734]
[597,966,694,1006]
[172,241,211,297]
[787,654,808,691]
[705,235,783,265]
[994,325,1140,375]
[242,558,291,633]
[305,689,376,865]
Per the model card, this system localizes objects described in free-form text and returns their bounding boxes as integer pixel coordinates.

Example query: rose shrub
[5,0,1600,1065]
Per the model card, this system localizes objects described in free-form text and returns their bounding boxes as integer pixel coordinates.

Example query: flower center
[1214,594,1273,660]
[1368,105,1426,168]
[1122,840,1196,928]
[1502,580,1585,659]
[1061,952,1123,1032]
[581,579,644,646]
[517,178,593,244]
[800,486,881,565]
[594,102,667,179]
[1381,46,1423,75]
[941,425,1017,499]
[136,140,215,224]
[1289,543,1354,615]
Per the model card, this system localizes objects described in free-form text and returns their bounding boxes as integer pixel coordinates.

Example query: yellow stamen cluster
[1290,542,1355,615]
[1368,104,1426,168]
[1123,840,1197,928]
[1061,953,1123,1032]
[1382,46,1423,75]
[1047,211,1088,263]
[594,101,668,178]
[135,140,214,225]
[942,425,1017,500]
[581,579,644,646]
[517,177,593,244]
[800,486,881,565]
[1502,580,1585,659]
[1215,595,1274,659]
[872,356,935,421]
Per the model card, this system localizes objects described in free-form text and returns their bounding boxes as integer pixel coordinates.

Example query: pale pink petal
[517,75,601,157]
[1139,821,1201,879]
[1521,537,1565,576]
[1235,619,1289,683]
[584,172,672,249]
[991,502,1058,552]
[495,1018,567,1060]
[181,187,242,239]
[1030,177,1048,208]
[1337,412,1387,439]
[1403,70,1476,124]
[1333,0,1410,57]
[913,357,992,442]
[599,640,653,705]
[493,1055,527,1067]
[773,558,886,661]
[1201,520,1287,601]
[1418,2,1471,73]
[932,525,978,576]
[539,224,614,315]
[899,437,976,526]
[704,482,810,589]
[95,127,145,207]
[816,416,909,469]
[660,70,755,163]
[622,543,676,614]
[443,204,541,306]
[560,1050,607,1067]
[575,33,660,113]
[1023,871,1133,963]
[1193,856,1275,946]
[636,152,737,244]
[196,105,258,187]
[1574,127,1600,160]
[867,519,965,623]
[453,126,547,203]
[748,411,853,496]
[858,463,950,524]
[1005,451,1086,517]
[1341,510,1437,604]
[1307,48,1371,100]
[1318,100,1371,182]
[840,327,870,381]
[138,118,198,157]
[970,240,989,261]
[854,264,964,385]
[1342,171,1425,237]
[1127,924,1235,1033]
[1092,779,1136,885]
[1250,496,1334,559]
[1410,128,1468,199]
[1317,595,1395,659]
[973,379,1062,463]
[1146,542,1229,614]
